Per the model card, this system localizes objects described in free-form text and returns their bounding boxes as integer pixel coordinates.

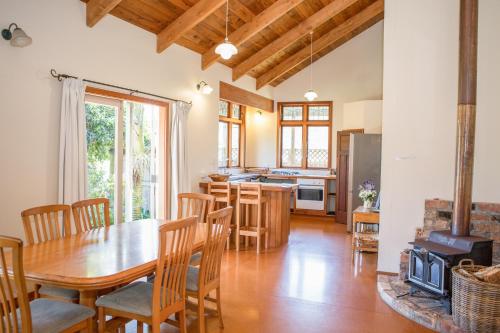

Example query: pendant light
[215,1,238,60]
[304,32,318,101]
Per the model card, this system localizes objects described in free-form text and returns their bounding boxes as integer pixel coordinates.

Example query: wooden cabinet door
[335,129,363,224]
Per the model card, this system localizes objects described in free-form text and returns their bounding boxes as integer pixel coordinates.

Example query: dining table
[10,219,207,331]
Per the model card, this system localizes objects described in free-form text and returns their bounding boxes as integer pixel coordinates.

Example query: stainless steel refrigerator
[346,134,382,232]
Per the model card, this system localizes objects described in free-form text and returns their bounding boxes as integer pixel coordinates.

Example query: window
[278,102,332,169]
[218,100,245,168]
[85,91,168,223]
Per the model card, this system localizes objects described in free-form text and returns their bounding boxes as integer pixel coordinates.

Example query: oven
[296,178,325,211]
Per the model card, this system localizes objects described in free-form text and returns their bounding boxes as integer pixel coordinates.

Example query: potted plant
[359,180,377,209]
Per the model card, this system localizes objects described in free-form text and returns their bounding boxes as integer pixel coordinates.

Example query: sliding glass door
[84,95,166,223]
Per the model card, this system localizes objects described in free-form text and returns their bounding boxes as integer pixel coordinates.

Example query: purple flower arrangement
[358,180,377,207]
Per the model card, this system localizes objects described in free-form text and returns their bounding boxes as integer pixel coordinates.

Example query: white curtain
[58,78,87,204]
[170,101,191,219]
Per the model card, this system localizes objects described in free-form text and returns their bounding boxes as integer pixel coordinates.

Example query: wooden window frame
[218,99,246,168]
[277,101,332,170]
[84,86,171,219]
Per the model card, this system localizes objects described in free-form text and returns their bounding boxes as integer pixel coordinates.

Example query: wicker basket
[451,259,500,333]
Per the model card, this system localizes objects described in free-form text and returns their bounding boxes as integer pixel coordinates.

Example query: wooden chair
[177,193,216,223]
[236,183,269,253]
[0,235,95,333]
[21,204,80,303]
[21,204,72,245]
[178,193,216,266]
[186,207,233,333]
[71,198,111,232]
[207,182,236,249]
[96,217,198,333]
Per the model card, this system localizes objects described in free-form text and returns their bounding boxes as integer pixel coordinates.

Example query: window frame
[84,87,170,221]
[218,99,245,168]
[277,101,332,170]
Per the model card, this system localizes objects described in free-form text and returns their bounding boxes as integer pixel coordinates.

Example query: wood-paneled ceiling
[83,0,384,90]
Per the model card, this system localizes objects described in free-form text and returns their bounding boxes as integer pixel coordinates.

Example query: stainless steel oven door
[296,185,324,210]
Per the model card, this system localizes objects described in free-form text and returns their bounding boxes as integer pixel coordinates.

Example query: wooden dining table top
[14,219,207,290]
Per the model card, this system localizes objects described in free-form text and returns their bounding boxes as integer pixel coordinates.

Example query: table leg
[80,290,98,332]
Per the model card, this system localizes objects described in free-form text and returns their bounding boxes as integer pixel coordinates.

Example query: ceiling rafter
[256,0,383,89]
[86,0,123,27]
[157,0,227,53]
[231,0,358,81]
[201,0,307,70]
[229,0,256,23]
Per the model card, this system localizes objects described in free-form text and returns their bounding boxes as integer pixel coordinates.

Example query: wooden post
[452,0,478,237]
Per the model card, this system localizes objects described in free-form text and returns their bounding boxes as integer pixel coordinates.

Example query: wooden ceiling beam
[157,0,227,53]
[201,0,306,70]
[232,0,358,81]
[256,0,383,90]
[230,0,256,23]
[86,0,123,27]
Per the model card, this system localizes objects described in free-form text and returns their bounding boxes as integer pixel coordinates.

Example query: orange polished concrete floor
[129,216,432,333]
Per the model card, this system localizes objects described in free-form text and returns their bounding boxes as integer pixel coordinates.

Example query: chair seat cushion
[26,298,95,333]
[189,252,202,266]
[186,266,199,292]
[39,285,80,300]
[96,281,153,317]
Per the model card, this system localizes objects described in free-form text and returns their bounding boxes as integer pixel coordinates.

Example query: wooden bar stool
[208,182,236,249]
[236,183,269,253]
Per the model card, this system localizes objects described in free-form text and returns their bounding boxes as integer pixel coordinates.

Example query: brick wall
[422,199,500,265]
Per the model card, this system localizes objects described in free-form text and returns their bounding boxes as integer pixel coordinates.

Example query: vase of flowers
[359,180,377,209]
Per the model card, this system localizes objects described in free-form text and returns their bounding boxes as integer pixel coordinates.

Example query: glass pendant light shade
[215,1,238,60]
[304,31,317,101]
[215,38,238,60]
[304,89,318,101]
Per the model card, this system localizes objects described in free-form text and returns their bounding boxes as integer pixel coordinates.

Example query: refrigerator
[346,134,382,232]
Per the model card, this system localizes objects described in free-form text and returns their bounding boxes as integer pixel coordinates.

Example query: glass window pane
[308,106,329,120]
[123,102,161,222]
[231,104,241,119]
[282,106,303,120]
[307,126,329,168]
[85,102,117,224]
[281,126,302,167]
[219,101,228,117]
[218,122,228,167]
[231,124,240,166]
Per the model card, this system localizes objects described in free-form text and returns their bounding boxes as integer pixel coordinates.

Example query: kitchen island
[199,181,297,248]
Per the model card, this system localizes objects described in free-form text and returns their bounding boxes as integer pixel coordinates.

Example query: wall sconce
[2,23,32,47]
[196,81,213,95]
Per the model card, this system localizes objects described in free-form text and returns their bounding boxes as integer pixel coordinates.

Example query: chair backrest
[237,183,262,202]
[21,205,71,245]
[0,236,32,333]
[152,217,197,316]
[71,198,111,233]
[199,207,233,290]
[207,182,231,202]
[177,193,215,224]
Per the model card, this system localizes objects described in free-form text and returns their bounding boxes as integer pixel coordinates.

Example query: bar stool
[236,183,269,253]
[208,181,237,248]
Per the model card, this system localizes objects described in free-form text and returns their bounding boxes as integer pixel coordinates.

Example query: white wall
[0,0,273,239]
[273,21,384,169]
[245,107,277,168]
[378,0,500,273]
[342,100,383,133]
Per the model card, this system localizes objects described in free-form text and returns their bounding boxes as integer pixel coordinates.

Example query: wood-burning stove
[407,230,493,313]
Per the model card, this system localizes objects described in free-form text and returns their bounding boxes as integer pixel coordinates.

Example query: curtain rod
[50,69,191,104]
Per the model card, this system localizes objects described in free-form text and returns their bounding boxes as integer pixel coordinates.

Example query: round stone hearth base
[377,275,465,333]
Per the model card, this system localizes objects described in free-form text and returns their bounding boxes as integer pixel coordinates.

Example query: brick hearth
[421,199,500,264]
